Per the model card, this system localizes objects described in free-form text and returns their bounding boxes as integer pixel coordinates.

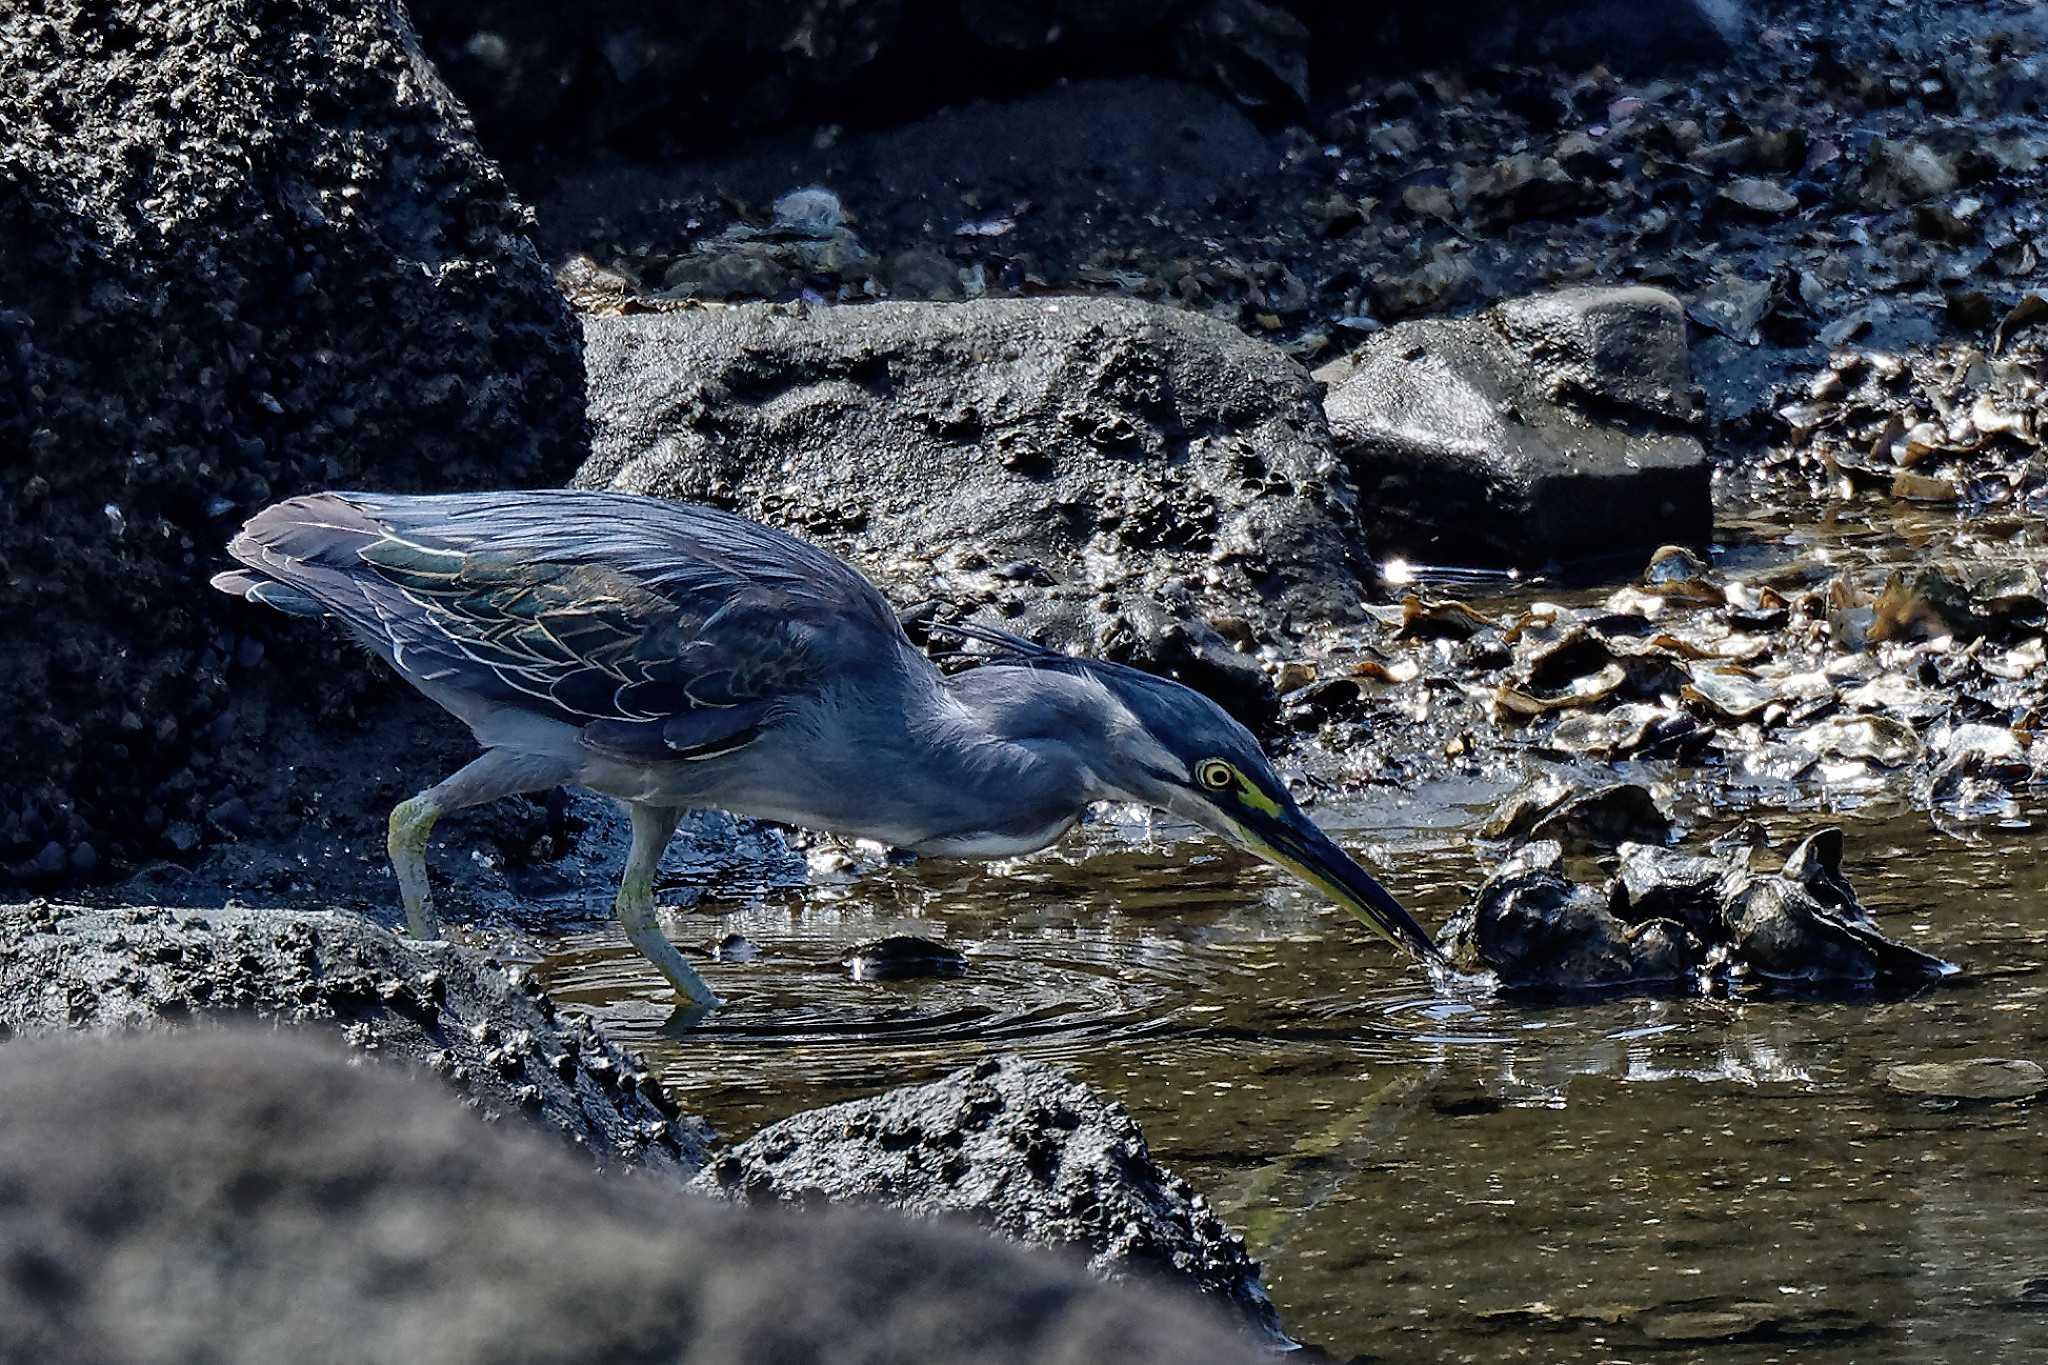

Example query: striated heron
[214,490,1440,1010]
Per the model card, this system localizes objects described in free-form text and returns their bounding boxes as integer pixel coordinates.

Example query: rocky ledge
[0,902,707,1175]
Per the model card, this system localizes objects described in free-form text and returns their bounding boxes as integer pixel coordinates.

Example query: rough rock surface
[0,0,586,884]
[1322,286,1711,568]
[1439,830,1959,992]
[0,1031,1263,1365]
[579,297,1371,713]
[691,1053,1288,1344]
[0,903,703,1175]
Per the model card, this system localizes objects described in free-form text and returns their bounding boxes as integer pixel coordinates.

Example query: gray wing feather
[217,490,907,759]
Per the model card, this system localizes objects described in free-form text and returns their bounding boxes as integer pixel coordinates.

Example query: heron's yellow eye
[1196,758,1236,791]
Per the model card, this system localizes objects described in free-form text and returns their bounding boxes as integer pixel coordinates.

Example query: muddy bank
[0,1030,1264,1365]
[0,902,707,1175]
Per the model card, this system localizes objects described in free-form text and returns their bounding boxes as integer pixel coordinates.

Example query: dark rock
[1481,774,1674,853]
[1437,842,1687,988]
[0,903,704,1175]
[0,1031,1263,1365]
[580,298,1372,717]
[692,1053,1287,1344]
[1174,0,1312,113]
[1352,0,1748,72]
[0,0,585,883]
[1611,842,1728,939]
[1324,288,1710,568]
[1443,830,1956,992]
[1491,287,1699,423]
[413,1,1745,163]
[539,78,1270,307]
[1725,832,1958,985]
[413,0,1307,158]
[845,935,970,981]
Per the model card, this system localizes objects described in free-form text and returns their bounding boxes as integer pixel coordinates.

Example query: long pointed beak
[1235,808,1444,963]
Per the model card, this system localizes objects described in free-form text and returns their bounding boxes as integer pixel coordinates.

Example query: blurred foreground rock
[1321,287,1710,568]
[1440,829,1959,991]
[580,297,1372,716]
[0,1031,1263,1365]
[0,0,585,883]
[0,903,703,1175]
[694,1053,1289,1345]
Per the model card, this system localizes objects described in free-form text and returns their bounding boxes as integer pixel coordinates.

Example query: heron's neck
[880,665,1129,854]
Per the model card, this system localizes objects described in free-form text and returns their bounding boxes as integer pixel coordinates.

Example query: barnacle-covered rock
[692,1054,1286,1344]
[0,903,707,1176]
[0,1032,1262,1365]
[0,0,585,879]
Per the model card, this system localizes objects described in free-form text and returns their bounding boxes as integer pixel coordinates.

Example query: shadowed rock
[1320,287,1709,568]
[0,903,705,1176]
[1439,829,1958,992]
[0,1030,1263,1365]
[0,0,585,883]
[691,1053,1288,1345]
[579,296,1373,718]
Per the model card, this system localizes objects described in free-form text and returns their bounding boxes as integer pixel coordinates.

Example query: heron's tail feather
[209,568,327,618]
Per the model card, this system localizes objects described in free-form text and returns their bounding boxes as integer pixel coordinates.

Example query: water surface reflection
[542,795,2048,1362]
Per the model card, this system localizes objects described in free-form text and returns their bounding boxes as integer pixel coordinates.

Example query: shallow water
[538,494,2048,1362]
[537,788,2047,1362]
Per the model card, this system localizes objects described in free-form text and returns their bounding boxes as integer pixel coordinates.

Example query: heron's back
[215,490,922,766]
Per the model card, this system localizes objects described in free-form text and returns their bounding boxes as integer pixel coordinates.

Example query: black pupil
[1206,765,1228,786]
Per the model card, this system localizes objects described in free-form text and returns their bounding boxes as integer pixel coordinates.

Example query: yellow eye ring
[1196,759,1235,791]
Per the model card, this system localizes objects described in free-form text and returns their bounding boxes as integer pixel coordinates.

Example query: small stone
[1717,177,1799,217]
[845,936,968,982]
[1886,1059,2046,1103]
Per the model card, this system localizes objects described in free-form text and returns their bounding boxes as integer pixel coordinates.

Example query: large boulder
[0,0,586,884]
[1320,287,1710,569]
[579,297,1372,714]
[0,1031,1264,1365]
[0,903,704,1175]
[692,1053,1289,1345]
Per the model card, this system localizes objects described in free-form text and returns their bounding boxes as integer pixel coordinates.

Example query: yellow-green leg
[389,795,442,939]
[618,802,721,1009]
[387,749,577,941]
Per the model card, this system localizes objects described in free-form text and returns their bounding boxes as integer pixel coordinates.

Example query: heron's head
[1064,660,1442,963]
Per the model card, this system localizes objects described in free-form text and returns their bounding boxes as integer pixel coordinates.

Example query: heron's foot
[388,795,442,940]
[659,999,720,1037]
[616,879,721,1010]
[614,803,720,1011]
